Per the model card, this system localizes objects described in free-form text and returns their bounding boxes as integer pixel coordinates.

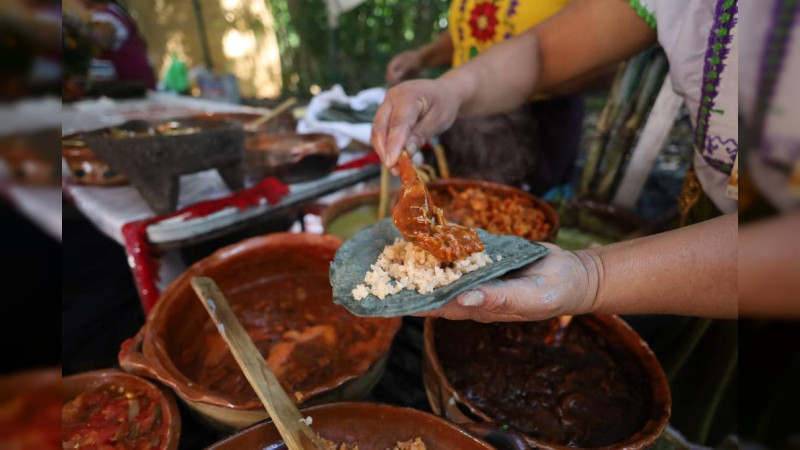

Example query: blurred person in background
[0,0,62,100]
[78,0,157,89]
[385,0,583,195]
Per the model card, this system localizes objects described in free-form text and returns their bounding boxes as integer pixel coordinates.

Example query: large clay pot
[207,402,529,450]
[423,315,671,449]
[119,233,401,430]
[245,132,339,184]
[61,369,181,450]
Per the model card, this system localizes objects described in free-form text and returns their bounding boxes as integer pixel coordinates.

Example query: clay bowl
[246,132,339,184]
[62,134,129,185]
[321,178,559,242]
[423,315,671,449]
[0,367,61,401]
[321,189,394,240]
[119,233,401,430]
[208,402,530,450]
[61,369,181,450]
[0,128,62,186]
[551,200,643,250]
[0,368,62,449]
[192,111,298,135]
[428,179,559,242]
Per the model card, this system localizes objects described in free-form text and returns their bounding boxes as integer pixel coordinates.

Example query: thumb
[456,277,560,321]
[456,280,520,316]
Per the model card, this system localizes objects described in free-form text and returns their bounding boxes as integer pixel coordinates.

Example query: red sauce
[62,385,167,450]
[173,272,396,405]
[0,393,61,450]
[393,153,484,263]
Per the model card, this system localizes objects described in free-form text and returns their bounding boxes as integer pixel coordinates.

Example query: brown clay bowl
[423,315,671,449]
[119,233,401,430]
[192,111,298,135]
[0,368,62,449]
[245,132,339,184]
[428,178,559,242]
[207,402,530,450]
[0,367,62,401]
[321,178,559,242]
[62,134,129,185]
[61,369,181,450]
[550,200,644,250]
[0,129,61,186]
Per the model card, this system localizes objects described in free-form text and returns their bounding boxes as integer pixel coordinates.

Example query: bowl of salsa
[61,369,180,450]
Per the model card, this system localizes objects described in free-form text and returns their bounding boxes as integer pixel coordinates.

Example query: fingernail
[459,290,484,307]
[406,140,418,154]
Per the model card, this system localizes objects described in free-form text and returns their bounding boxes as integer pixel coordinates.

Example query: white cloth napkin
[297,84,385,149]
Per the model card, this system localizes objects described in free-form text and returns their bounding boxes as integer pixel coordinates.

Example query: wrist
[572,248,603,315]
[415,47,431,69]
[437,71,472,114]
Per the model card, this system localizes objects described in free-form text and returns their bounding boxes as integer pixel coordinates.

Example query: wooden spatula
[190,277,324,450]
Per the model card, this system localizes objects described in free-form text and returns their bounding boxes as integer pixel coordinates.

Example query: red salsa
[62,384,167,450]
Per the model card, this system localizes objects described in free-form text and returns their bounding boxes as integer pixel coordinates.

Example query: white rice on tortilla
[352,238,492,300]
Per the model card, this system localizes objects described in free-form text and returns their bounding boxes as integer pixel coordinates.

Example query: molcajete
[83,119,246,214]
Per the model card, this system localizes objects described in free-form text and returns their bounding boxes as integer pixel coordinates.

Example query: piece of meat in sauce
[392,153,483,263]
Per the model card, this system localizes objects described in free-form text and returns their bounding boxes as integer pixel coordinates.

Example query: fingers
[372,80,458,172]
[385,59,404,85]
[371,87,424,169]
[417,277,562,322]
[371,102,392,165]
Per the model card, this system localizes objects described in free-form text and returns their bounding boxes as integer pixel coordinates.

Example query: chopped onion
[128,398,140,422]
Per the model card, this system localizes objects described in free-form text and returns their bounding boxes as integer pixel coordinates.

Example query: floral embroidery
[696,0,738,174]
[753,0,798,168]
[468,2,500,42]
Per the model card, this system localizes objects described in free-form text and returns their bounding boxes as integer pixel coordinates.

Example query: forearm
[738,213,800,319]
[440,30,540,117]
[584,213,738,318]
[418,31,454,69]
[439,0,655,117]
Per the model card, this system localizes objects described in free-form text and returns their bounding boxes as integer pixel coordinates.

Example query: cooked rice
[352,238,492,300]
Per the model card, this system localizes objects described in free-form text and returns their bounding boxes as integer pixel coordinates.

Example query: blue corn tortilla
[330,218,549,317]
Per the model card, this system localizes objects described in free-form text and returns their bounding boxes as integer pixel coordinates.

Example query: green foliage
[268,0,450,98]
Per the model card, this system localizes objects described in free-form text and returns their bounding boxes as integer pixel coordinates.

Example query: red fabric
[334,151,381,171]
[121,177,289,313]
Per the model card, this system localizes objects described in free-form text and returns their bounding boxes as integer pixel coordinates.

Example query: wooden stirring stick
[377,164,391,220]
[245,97,297,131]
[190,277,324,450]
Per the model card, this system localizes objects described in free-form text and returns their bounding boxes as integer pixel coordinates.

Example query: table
[61,92,380,305]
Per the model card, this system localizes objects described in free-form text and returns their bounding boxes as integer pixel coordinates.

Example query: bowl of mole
[423,315,671,449]
[118,233,401,430]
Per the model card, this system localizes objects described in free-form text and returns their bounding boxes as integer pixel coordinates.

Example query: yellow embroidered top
[449,0,571,67]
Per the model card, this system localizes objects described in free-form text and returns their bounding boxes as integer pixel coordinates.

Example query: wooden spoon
[190,277,324,450]
[245,98,297,131]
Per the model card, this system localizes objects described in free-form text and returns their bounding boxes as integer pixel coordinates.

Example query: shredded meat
[441,187,551,241]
